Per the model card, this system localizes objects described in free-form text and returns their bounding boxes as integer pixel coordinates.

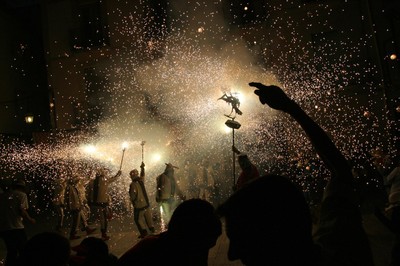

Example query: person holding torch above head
[129,162,155,239]
[156,163,186,225]
[88,167,121,241]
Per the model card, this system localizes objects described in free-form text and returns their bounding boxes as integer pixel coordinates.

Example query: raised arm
[249,82,356,204]
[108,170,122,183]
[249,82,352,182]
[140,162,145,178]
[232,145,241,155]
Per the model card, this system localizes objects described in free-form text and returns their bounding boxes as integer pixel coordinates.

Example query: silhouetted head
[129,169,139,179]
[164,163,178,176]
[238,154,251,170]
[18,232,70,266]
[168,199,222,249]
[97,167,109,177]
[217,175,314,266]
[12,179,27,192]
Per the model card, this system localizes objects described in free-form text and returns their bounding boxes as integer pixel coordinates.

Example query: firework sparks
[1,1,393,217]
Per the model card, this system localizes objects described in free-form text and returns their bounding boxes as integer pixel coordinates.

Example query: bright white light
[236,92,245,104]
[223,125,231,134]
[152,153,162,162]
[122,141,129,150]
[82,144,97,155]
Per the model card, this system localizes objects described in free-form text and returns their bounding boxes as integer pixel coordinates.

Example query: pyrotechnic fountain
[0,1,393,224]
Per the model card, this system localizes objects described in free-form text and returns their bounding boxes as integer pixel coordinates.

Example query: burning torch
[119,142,128,171]
[141,140,146,163]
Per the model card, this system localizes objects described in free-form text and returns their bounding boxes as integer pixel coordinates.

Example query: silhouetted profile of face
[218,175,313,266]
[19,232,71,266]
[168,198,222,249]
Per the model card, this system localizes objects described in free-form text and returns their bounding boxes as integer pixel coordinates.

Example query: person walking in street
[75,174,92,234]
[129,162,155,238]
[156,163,185,226]
[88,168,121,241]
[66,176,96,240]
[0,179,36,266]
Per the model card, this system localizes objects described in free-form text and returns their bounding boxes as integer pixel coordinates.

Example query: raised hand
[232,145,240,154]
[249,82,293,112]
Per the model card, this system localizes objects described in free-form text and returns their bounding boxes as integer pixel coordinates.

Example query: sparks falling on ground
[1,1,395,215]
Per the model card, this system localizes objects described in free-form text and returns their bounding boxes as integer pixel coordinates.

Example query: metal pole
[232,128,236,188]
[141,141,145,162]
[119,148,126,171]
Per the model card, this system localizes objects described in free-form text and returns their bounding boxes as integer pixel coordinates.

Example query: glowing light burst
[1,1,393,217]
[222,125,232,134]
[152,153,162,163]
[122,141,129,150]
[82,144,97,155]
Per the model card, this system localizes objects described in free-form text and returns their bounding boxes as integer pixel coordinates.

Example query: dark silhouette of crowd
[15,232,117,266]
[5,81,400,266]
[117,198,221,266]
